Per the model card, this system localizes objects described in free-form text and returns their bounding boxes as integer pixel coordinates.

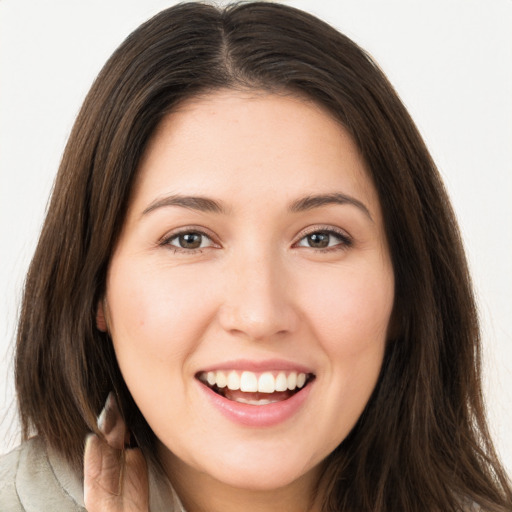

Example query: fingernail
[97,391,116,434]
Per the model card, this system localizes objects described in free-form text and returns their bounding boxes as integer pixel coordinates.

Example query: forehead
[131,89,380,217]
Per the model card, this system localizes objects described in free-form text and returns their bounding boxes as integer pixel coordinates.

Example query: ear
[96,298,109,332]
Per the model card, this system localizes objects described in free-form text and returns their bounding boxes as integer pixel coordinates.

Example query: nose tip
[219,305,292,341]
[218,263,298,341]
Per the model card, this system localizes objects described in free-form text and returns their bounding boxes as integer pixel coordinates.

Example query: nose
[218,250,299,341]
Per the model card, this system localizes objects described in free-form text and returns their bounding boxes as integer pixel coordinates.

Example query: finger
[121,448,149,510]
[84,434,123,500]
[97,392,129,450]
[84,434,149,511]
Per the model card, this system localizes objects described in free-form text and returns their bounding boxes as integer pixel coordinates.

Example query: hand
[84,393,149,512]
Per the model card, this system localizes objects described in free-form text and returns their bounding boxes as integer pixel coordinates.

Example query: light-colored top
[0,437,185,512]
[0,437,484,511]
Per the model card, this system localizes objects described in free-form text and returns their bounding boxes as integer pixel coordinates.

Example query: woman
[1,2,511,511]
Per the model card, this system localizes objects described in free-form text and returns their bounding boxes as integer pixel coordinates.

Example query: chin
[206,462,319,492]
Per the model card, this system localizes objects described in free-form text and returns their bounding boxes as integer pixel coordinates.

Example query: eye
[295,229,351,250]
[165,231,214,251]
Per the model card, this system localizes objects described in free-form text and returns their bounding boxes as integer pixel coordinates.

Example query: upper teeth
[200,370,308,393]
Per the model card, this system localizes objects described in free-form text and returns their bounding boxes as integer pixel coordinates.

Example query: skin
[91,90,395,512]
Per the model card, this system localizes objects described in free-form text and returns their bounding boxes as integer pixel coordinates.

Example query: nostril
[217,286,299,341]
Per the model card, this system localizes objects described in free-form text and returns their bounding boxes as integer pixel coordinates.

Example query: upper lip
[196,358,315,375]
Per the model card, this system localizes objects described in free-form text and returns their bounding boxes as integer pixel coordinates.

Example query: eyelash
[160,228,217,254]
[160,226,352,254]
[293,226,353,252]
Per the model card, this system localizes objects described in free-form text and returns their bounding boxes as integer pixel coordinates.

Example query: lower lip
[197,380,313,427]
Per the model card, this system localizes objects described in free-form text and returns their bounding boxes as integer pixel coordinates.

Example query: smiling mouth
[197,370,315,405]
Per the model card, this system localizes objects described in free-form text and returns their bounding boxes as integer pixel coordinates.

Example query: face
[100,90,394,501]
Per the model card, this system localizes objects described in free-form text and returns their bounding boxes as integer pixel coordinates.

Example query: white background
[1,0,511,475]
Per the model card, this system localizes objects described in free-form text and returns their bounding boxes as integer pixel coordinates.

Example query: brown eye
[167,231,212,250]
[296,229,351,250]
[306,232,330,248]
[179,233,202,249]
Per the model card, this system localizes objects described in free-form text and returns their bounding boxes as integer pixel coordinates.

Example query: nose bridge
[219,243,296,340]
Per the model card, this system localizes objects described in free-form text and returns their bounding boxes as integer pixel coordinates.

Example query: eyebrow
[141,192,372,221]
[289,193,373,221]
[142,194,225,216]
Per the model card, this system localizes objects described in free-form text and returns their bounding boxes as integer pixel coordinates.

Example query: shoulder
[0,437,86,512]
[0,438,182,512]
[0,442,23,511]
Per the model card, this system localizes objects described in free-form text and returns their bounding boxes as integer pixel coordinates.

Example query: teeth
[287,372,297,390]
[200,370,310,393]
[297,372,306,388]
[240,371,258,392]
[233,397,280,405]
[227,371,240,390]
[206,371,216,386]
[257,372,275,393]
[275,372,288,392]
[216,371,227,389]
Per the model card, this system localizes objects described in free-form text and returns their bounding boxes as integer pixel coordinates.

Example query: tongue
[223,389,293,403]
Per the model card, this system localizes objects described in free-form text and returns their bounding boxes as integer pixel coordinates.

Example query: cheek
[105,260,222,436]
[302,262,394,357]
[300,261,393,441]
[106,260,218,367]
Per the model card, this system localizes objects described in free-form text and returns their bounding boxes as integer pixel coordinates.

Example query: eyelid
[158,224,352,252]
[293,225,353,249]
[159,226,221,251]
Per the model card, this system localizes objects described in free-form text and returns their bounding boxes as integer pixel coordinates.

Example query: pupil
[180,233,202,249]
[308,232,329,248]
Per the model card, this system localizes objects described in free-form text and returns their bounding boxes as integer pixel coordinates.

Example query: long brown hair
[15,2,511,510]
